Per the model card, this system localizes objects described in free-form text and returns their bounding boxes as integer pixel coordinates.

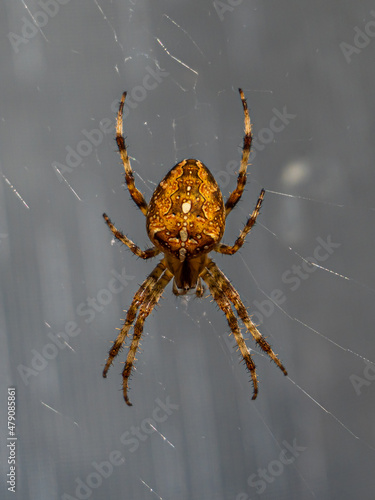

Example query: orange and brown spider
[102,89,287,405]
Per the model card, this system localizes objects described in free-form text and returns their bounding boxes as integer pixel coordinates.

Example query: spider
[103,89,287,406]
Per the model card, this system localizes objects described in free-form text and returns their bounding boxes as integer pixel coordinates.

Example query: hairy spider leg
[122,268,173,405]
[225,88,252,216]
[103,213,160,259]
[201,267,259,398]
[206,260,287,378]
[103,261,167,378]
[116,92,148,215]
[215,189,265,255]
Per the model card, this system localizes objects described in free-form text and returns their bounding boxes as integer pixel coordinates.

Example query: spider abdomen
[146,159,225,262]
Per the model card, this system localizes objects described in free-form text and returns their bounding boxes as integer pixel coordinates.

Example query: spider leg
[122,268,173,405]
[225,88,252,216]
[103,213,160,259]
[206,260,287,377]
[116,92,148,215]
[215,189,265,255]
[103,261,166,378]
[201,268,259,399]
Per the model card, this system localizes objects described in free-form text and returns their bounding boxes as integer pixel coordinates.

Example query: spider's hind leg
[116,92,148,215]
[225,88,252,216]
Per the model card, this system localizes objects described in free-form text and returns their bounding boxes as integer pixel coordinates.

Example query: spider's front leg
[121,268,173,406]
[201,267,259,398]
[206,260,287,378]
[103,261,166,378]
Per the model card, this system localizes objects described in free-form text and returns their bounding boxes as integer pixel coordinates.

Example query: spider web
[2,1,375,500]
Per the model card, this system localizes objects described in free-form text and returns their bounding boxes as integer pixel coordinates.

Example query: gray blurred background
[1,1,375,499]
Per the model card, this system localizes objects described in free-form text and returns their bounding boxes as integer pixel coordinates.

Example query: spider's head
[146,158,225,291]
[165,253,209,294]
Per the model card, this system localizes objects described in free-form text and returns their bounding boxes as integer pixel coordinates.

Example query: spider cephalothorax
[103,90,287,405]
